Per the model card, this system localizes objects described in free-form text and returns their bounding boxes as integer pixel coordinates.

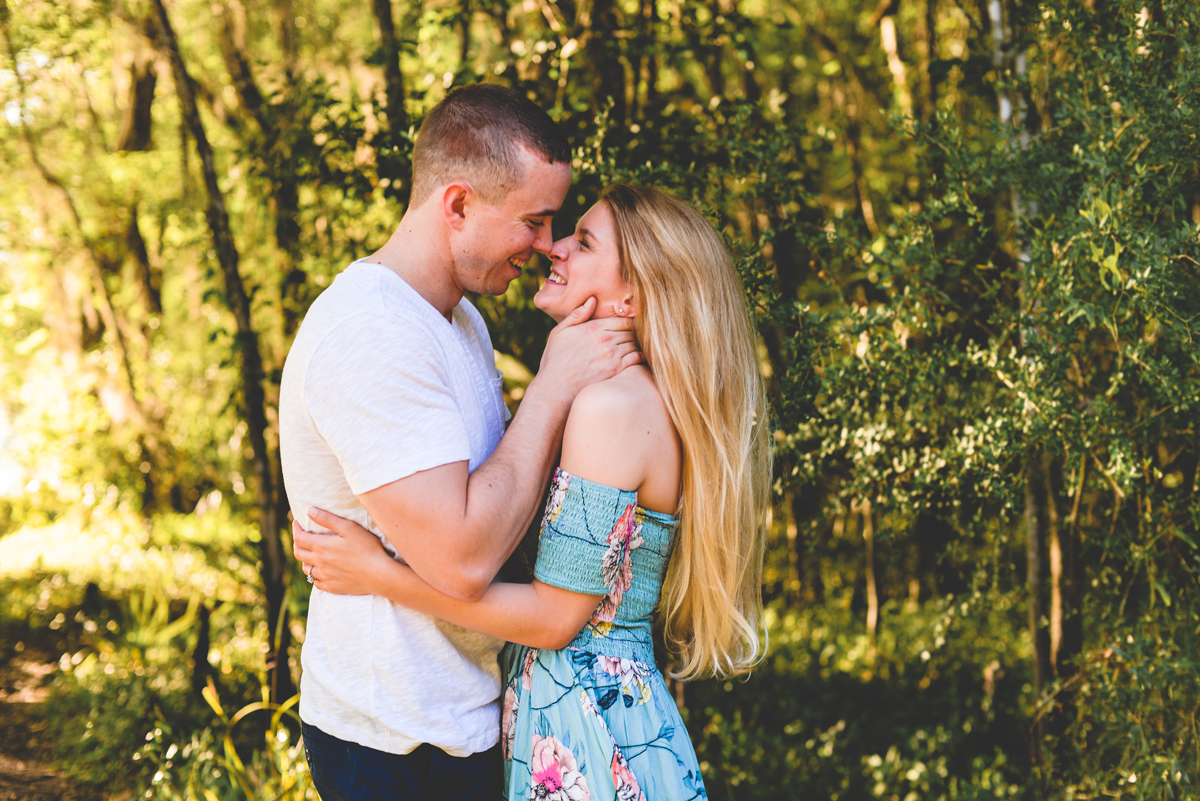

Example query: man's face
[450,147,572,297]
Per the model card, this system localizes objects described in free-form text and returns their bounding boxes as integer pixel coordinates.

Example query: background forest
[0,0,1197,797]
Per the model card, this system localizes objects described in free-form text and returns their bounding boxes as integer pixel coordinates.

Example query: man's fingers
[580,316,635,336]
[599,315,636,332]
[560,296,597,327]
[613,341,643,368]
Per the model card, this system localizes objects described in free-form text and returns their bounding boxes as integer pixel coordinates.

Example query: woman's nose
[546,237,570,262]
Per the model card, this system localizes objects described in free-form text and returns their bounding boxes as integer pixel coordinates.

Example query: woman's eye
[578,237,590,250]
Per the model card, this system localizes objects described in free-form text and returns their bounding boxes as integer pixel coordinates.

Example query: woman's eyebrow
[578,226,596,242]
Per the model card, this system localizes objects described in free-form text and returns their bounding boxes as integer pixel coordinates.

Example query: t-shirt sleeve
[533,471,637,596]
[304,314,471,496]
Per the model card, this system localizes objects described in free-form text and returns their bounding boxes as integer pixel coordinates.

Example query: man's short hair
[410,84,571,207]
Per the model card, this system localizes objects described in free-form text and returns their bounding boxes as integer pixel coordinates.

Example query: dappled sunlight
[0,511,262,605]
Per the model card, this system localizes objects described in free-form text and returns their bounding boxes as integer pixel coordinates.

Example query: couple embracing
[280,83,771,801]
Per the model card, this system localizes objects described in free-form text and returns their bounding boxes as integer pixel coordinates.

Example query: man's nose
[532,224,556,255]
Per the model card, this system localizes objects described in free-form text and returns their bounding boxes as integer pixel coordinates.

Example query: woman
[294,184,772,799]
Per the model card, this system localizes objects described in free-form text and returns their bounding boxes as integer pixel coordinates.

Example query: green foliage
[0,507,284,796]
[136,710,314,801]
[0,0,1197,797]
[690,594,1033,800]
[128,684,314,801]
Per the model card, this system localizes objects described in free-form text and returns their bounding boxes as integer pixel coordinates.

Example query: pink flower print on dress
[504,649,539,761]
[542,469,572,529]
[501,682,519,760]
[530,735,591,800]
[610,747,646,801]
[522,648,539,691]
[592,505,645,627]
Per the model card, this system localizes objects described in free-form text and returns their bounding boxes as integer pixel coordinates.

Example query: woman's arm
[294,510,602,650]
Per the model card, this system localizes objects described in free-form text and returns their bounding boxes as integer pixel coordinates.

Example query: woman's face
[535,202,636,324]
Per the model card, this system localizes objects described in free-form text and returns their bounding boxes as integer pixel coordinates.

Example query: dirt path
[0,644,87,801]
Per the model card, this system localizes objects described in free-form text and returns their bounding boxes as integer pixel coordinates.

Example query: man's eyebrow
[523,208,561,219]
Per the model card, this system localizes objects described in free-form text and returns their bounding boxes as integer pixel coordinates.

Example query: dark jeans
[301,721,502,801]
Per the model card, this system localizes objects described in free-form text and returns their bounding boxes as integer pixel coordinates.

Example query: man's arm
[357,298,639,601]
[295,379,657,646]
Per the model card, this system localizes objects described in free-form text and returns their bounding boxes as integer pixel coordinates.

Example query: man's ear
[442,182,473,232]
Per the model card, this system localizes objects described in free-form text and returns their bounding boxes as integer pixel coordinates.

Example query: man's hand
[536,297,642,402]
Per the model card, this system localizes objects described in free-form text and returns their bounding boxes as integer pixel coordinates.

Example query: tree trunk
[706,0,724,99]
[117,52,157,151]
[917,0,938,123]
[629,0,656,122]
[212,2,308,339]
[587,0,627,124]
[127,205,163,318]
[1046,453,1084,754]
[372,0,407,131]
[459,0,471,67]
[876,13,912,118]
[1024,455,1048,763]
[857,499,879,654]
[782,492,801,602]
[1044,455,1063,675]
[151,0,295,704]
[845,118,880,237]
[789,489,824,603]
[192,603,212,697]
[273,0,298,75]
[991,1,1049,765]
[214,1,265,130]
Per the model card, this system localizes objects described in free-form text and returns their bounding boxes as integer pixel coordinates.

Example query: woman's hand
[293,507,397,595]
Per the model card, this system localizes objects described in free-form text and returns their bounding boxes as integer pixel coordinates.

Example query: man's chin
[480,274,518,296]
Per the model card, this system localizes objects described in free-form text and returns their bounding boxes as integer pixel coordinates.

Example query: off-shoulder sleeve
[533,469,639,596]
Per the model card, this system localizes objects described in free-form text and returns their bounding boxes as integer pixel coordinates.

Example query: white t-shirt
[279,260,510,756]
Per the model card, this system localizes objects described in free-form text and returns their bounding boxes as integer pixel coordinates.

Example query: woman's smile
[534,202,634,322]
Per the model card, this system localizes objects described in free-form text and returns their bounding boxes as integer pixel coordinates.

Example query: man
[279,84,639,799]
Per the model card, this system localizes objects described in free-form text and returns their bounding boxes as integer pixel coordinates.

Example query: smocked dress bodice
[533,467,678,664]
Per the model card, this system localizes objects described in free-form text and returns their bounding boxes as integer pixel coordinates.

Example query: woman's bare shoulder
[571,365,660,413]
[561,366,678,493]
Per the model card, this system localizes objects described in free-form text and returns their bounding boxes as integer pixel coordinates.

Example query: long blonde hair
[601,184,772,680]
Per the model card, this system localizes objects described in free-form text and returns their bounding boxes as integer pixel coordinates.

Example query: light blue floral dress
[500,468,707,801]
